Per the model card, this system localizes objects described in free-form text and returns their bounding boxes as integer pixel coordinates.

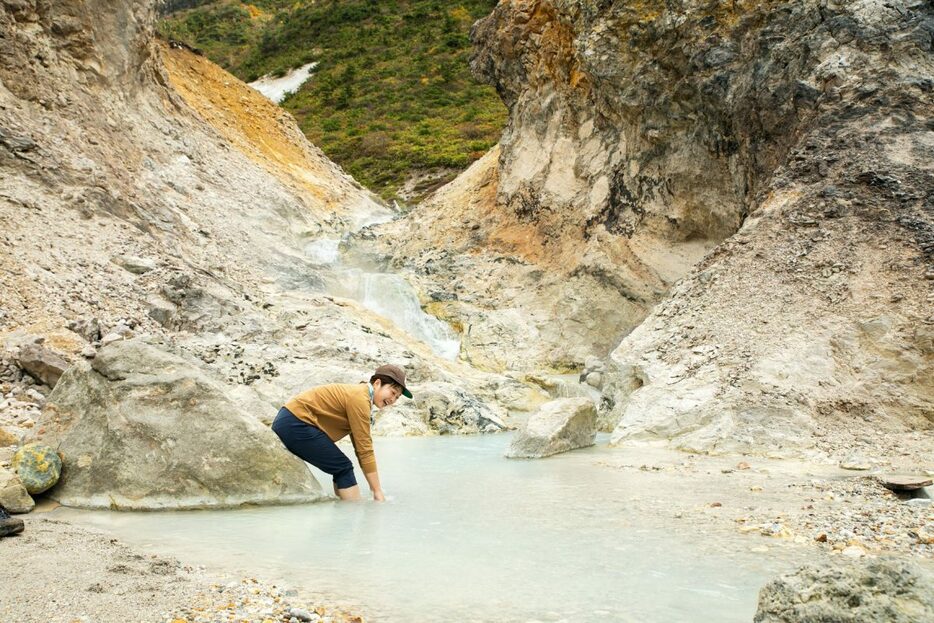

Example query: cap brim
[402,387,413,399]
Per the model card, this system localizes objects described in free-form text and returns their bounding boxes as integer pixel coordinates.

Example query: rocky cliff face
[380,0,932,458]
[0,0,377,332]
[0,0,535,473]
[376,0,825,371]
[596,0,934,460]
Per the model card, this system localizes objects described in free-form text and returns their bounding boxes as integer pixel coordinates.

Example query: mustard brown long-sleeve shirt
[284,383,377,474]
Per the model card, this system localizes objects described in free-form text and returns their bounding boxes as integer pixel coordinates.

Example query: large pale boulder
[0,468,34,513]
[33,338,324,510]
[755,558,934,623]
[505,397,596,458]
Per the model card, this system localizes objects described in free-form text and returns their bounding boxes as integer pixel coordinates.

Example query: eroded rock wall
[375,0,860,371]
[596,0,934,458]
[471,0,755,245]
[378,0,933,458]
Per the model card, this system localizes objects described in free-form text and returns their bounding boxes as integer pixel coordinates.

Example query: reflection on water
[55,435,799,623]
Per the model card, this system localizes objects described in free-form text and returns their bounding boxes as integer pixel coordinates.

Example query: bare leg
[336,485,362,500]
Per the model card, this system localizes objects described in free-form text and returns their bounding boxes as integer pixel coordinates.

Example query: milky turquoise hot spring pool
[52,434,803,622]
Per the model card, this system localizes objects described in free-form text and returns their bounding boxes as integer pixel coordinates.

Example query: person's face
[373,379,402,408]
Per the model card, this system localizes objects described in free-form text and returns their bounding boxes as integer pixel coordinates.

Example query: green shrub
[160,0,506,202]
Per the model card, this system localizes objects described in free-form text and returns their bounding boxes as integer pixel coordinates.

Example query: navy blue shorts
[272,407,357,490]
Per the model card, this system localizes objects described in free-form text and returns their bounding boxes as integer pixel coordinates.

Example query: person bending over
[272,364,412,501]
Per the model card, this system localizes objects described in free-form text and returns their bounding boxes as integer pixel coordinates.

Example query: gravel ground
[0,517,364,623]
[593,445,934,560]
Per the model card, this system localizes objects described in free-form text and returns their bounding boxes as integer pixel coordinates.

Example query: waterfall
[305,237,461,360]
[359,273,460,360]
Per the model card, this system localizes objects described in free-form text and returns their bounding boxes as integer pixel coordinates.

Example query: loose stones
[0,467,34,513]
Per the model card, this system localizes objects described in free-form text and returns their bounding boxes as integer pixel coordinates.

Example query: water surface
[55,435,800,622]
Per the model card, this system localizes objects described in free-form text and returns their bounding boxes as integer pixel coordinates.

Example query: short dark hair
[370,374,403,389]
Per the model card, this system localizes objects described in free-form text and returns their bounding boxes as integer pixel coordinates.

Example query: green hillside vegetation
[159,0,506,202]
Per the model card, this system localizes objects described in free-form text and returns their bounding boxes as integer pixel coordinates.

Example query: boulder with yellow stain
[12,442,61,495]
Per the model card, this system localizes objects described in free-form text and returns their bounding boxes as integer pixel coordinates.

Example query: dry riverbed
[0,514,365,623]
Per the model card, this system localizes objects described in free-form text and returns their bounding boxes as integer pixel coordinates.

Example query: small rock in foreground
[879,474,933,492]
[755,557,934,622]
[0,467,35,513]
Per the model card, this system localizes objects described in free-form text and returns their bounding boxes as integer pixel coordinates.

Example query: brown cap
[374,364,412,399]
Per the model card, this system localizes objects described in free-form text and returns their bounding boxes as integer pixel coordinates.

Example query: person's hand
[373,489,386,502]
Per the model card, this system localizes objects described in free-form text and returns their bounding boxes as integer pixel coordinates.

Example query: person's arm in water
[361,379,402,501]
[347,392,384,501]
[365,470,385,501]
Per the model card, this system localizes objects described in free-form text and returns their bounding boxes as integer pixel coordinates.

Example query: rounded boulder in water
[12,443,62,494]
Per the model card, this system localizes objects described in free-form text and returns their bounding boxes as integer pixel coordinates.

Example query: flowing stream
[304,236,461,360]
[53,434,804,622]
[332,270,460,360]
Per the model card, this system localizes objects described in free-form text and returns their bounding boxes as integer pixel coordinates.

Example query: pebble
[101,332,124,346]
[290,607,319,622]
